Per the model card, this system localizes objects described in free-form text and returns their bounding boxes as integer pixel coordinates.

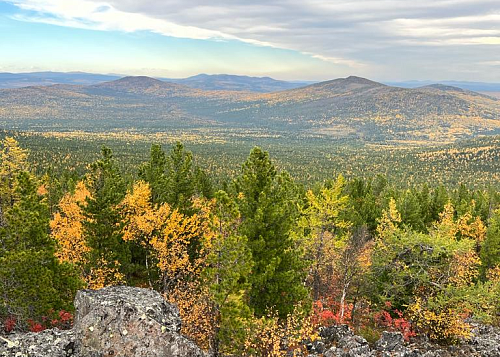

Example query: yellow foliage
[448,250,480,287]
[120,181,219,350]
[432,202,485,247]
[244,305,316,357]
[300,177,351,298]
[36,184,48,196]
[120,180,171,245]
[120,181,216,289]
[51,181,126,289]
[408,298,472,342]
[433,202,458,240]
[376,198,401,239]
[487,266,500,283]
[85,257,126,290]
[0,137,28,178]
[165,281,215,351]
[0,137,29,205]
[50,181,91,266]
[457,213,486,245]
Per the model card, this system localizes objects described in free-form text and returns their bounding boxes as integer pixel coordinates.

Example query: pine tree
[430,185,449,221]
[205,190,252,355]
[481,209,500,275]
[138,143,168,204]
[233,147,308,318]
[83,146,129,285]
[139,142,213,213]
[398,189,425,232]
[166,142,196,211]
[345,178,381,233]
[0,172,81,326]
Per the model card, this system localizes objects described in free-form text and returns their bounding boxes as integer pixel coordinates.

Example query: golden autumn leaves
[50,180,214,290]
[49,179,218,348]
[375,198,490,341]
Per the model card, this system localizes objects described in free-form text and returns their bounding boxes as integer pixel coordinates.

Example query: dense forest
[6,130,500,189]
[2,136,500,356]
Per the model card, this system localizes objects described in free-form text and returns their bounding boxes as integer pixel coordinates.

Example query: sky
[0,0,499,81]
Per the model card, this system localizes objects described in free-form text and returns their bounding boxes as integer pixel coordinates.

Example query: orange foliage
[165,281,215,350]
[449,250,480,286]
[120,181,218,349]
[50,181,91,266]
[85,257,126,290]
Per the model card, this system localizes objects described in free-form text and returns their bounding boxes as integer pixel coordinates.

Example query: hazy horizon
[3,70,500,86]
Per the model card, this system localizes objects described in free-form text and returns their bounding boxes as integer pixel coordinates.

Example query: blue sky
[1,0,499,81]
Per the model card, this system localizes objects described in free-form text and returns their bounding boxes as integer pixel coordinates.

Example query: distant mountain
[1,75,499,143]
[89,76,196,97]
[386,80,500,93]
[0,72,121,88]
[0,71,313,93]
[165,74,310,92]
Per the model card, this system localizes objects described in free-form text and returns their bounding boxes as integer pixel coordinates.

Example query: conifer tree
[0,172,81,326]
[139,142,213,213]
[0,137,28,222]
[138,143,168,204]
[481,209,500,275]
[83,146,129,285]
[205,190,252,355]
[233,147,308,318]
[398,189,425,232]
[298,175,351,300]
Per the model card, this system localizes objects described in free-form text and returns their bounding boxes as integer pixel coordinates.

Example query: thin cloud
[4,0,500,80]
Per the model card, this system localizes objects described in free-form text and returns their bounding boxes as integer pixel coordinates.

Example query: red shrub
[4,317,16,333]
[28,320,45,333]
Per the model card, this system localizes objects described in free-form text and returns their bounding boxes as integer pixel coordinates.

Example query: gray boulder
[0,286,204,357]
[0,329,75,357]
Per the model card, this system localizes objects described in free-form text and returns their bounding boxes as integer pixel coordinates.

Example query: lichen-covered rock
[317,325,372,357]
[468,323,500,356]
[312,323,500,357]
[0,328,75,357]
[376,331,405,352]
[0,286,204,357]
[73,286,203,357]
[4,287,500,357]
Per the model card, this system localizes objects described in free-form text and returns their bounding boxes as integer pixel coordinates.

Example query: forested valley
[2,135,500,355]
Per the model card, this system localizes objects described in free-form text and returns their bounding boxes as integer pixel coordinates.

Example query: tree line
[1,137,500,355]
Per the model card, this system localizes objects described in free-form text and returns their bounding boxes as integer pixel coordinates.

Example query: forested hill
[0,75,499,143]
[165,73,309,92]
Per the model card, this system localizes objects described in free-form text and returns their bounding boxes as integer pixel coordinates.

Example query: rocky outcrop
[3,287,500,357]
[308,323,500,357]
[0,286,204,357]
[0,329,75,357]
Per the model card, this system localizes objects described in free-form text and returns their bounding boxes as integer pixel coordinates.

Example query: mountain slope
[87,76,198,97]
[0,75,499,143]
[386,80,500,93]
[166,74,309,92]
